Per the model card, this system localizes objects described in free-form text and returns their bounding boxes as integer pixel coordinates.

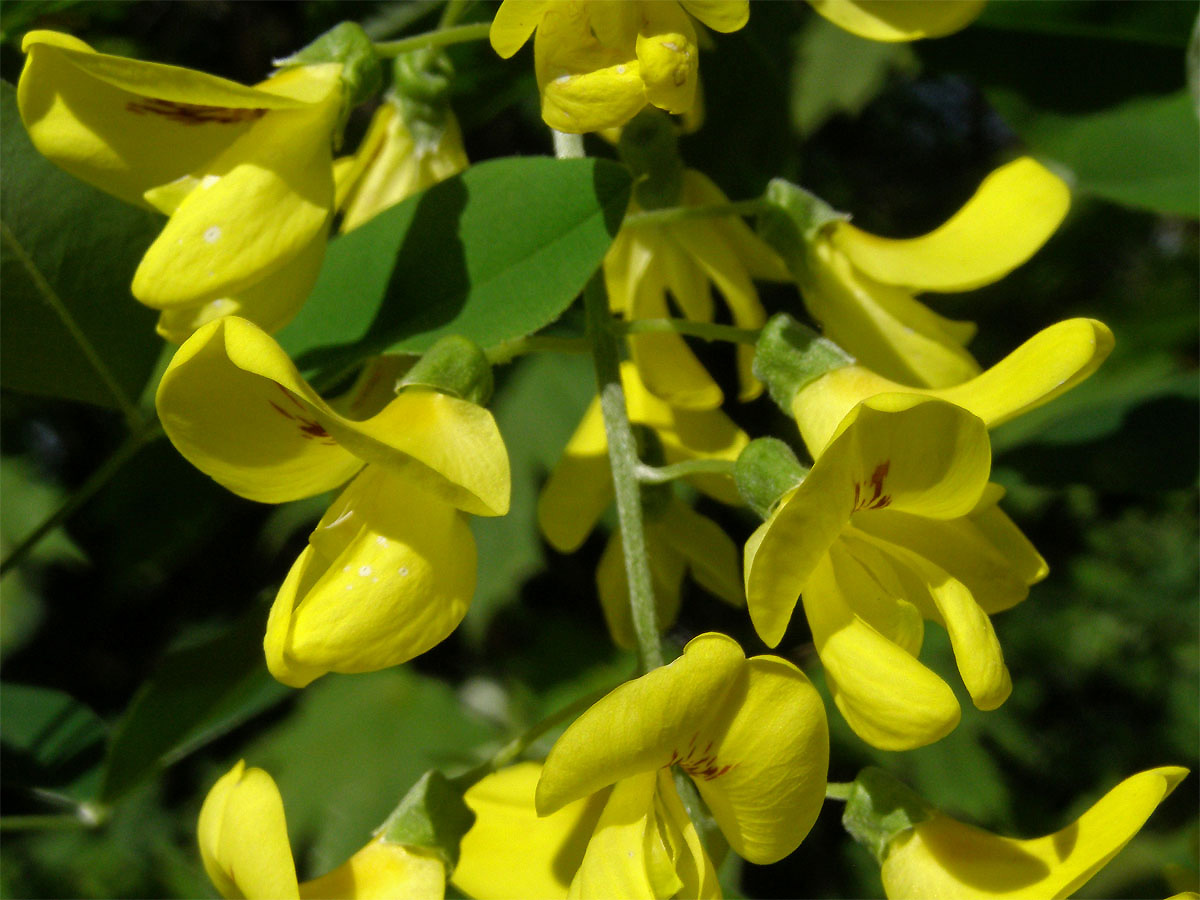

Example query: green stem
[0,422,162,578]
[635,458,734,485]
[448,685,613,791]
[438,0,470,28]
[825,781,855,801]
[374,22,491,57]
[484,335,590,365]
[0,814,93,832]
[620,318,761,345]
[623,198,768,230]
[584,275,664,673]
[552,130,586,159]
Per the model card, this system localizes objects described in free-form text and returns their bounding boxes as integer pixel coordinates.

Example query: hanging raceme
[155,317,510,687]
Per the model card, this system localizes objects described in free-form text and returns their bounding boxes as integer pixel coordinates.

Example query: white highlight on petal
[398,567,409,577]
[200,174,220,189]
[375,536,388,546]
[204,226,222,244]
[358,565,372,577]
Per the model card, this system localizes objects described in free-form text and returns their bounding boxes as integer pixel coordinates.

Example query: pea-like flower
[489,1,749,134]
[156,317,509,687]
[335,93,468,233]
[18,30,343,342]
[199,760,444,899]
[454,634,826,897]
[808,0,985,42]
[797,156,1071,388]
[881,766,1189,899]
[745,394,1035,750]
[606,170,790,409]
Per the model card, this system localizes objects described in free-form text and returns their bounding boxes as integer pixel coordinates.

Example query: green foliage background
[1,1,1196,898]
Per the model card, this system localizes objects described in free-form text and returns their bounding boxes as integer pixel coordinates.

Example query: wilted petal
[808,0,985,42]
[881,767,1190,899]
[834,157,1070,292]
[198,761,300,900]
[265,467,475,687]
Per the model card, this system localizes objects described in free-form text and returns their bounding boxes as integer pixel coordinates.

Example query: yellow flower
[538,361,748,554]
[531,633,829,897]
[596,496,743,649]
[798,157,1071,388]
[489,1,749,133]
[808,0,986,42]
[745,394,1043,750]
[18,30,343,342]
[607,170,790,410]
[198,760,444,900]
[880,767,1190,899]
[156,317,510,687]
[335,98,469,233]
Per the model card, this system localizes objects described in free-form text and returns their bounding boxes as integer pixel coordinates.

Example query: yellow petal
[197,761,300,900]
[657,500,744,606]
[678,0,751,33]
[808,0,986,42]
[881,767,1190,899]
[17,31,315,208]
[298,840,444,900]
[688,652,829,864]
[566,771,663,900]
[536,632,746,815]
[489,0,553,58]
[265,467,475,688]
[805,552,961,750]
[596,527,685,650]
[635,1,699,116]
[833,158,1070,291]
[131,75,339,308]
[794,318,1115,455]
[537,397,614,552]
[453,762,609,900]
[801,237,981,388]
[824,534,926,654]
[681,170,790,282]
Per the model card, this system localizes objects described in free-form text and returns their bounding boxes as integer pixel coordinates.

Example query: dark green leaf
[99,606,290,803]
[0,81,163,410]
[1,682,106,802]
[277,157,630,381]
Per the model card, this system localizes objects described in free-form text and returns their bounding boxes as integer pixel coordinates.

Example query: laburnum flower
[808,0,986,42]
[745,394,1035,750]
[880,766,1189,899]
[596,496,743,649]
[334,98,468,232]
[607,169,790,410]
[199,760,444,899]
[797,156,1070,388]
[539,361,748,554]
[18,31,343,343]
[453,634,827,898]
[489,1,749,133]
[156,317,510,687]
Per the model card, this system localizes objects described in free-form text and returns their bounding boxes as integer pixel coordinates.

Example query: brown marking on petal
[268,386,337,445]
[125,98,266,125]
[853,461,892,511]
[665,736,739,782]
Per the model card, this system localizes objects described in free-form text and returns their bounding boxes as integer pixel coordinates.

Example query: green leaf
[98,607,290,804]
[1,682,106,803]
[0,81,163,412]
[277,156,630,381]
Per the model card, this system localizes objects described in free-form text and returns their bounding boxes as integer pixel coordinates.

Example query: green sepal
[378,770,476,870]
[397,334,494,405]
[618,108,684,210]
[841,767,934,865]
[276,21,382,110]
[756,178,847,280]
[734,438,810,520]
[753,313,854,412]
[390,49,456,144]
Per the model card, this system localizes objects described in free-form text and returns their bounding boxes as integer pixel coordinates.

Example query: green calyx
[734,438,810,520]
[753,313,855,412]
[277,21,382,109]
[757,178,847,280]
[618,108,684,210]
[840,767,934,865]
[379,770,475,869]
[398,335,494,405]
[390,48,456,143]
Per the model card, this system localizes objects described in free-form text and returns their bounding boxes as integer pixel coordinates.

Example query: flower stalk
[373,22,491,58]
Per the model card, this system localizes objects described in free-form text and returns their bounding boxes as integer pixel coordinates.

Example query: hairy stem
[621,318,761,345]
[374,22,491,57]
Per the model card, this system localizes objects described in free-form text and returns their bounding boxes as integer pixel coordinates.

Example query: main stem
[583,274,664,673]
